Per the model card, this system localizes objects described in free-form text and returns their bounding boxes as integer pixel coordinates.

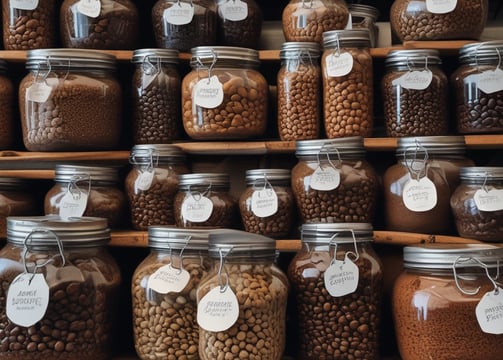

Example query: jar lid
[178,173,230,187]
[280,42,321,59]
[460,166,503,181]
[396,136,467,157]
[207,229,276,257]
[295,137,366,158]
[301,223,373,244]
[148,226,209,251]
[190,46,260,68]
[26,49,117,71]
[459,41,503,65]
[130,144,186,164]
[245,169,290,184]
[54,164,120,183]
[385,49,442,67]
[132,48,180,65]
[348,4,380,20]
[322,29,371,49]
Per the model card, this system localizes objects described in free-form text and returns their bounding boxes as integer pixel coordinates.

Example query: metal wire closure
[452,256,501,296]
[404,139,429,181]
[217,247,232,292]
[328,229,360,266]
[168,235,191,275]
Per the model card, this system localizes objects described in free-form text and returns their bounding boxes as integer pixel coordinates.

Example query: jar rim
[130,144,186,164]
[54,164,120,183]
[207,229,276,257]
[245,169,291,183]
[301,223,373,244]
[348,4,380,19]
[190,46,260,67]
[385,49,442,67]
[460,166,503,181]
[459,40,503,64]
[295,137,366,157]
[178,173,230,187]
[396,136,467,156]
[132,48,180,65]
[280,42,321,59]
[148,226,210,250]
[322,29,371,48]
[26,49,117,71]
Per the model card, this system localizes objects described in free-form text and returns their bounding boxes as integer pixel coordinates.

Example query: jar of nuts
[132,227,211,360]
[348,4,379,48]
[217,0,263,49]
[291,137,379,223]
[182,46,268,140]
[288,223,383,359]
[132,48,181,144]
[0,60,15,149]
[125,144,190,231]
[0,216,121,360]
[282,0,349,44]
[197,229,289,360]
[322,29,374,138]
[277,41,321,141]
[393,243,503,360]
[451,167,503,242]
[451,41,503,134]
[382,49,449,137]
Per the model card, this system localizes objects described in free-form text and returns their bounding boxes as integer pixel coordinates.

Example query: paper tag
[324,257,359,297]
[77,0,101,18]
[426,0,457,14]
[326,52,354,77]
[477,69,503,94]
[194,76,224,109]
[476,288,503,334]
[135,171,154,192]
[6,273,49,327]
[403,177,438,212]
[392,70,433,90]
[59,191,88,219]
[197,286,239,332]
[26,82,52,103]
[164,2,194,25]
[474,189,503,212]
[310,166,340,191]
[251,189,278,218]
[346,13,353,29]
[142,72,158,90]
[11,0,38,11]
[147,265,190,294]
[219,0,248,21]
[181,195,213,223]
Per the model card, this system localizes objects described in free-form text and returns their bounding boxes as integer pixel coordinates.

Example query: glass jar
[0,60,14,149]
[390,0,488,42]
[174,173,237,228]
[393,243,503,360]
[197,229,289,360]
[382,49,449,137]
[182,46,268,140]
[291,137,379,224]
[152,0,217,52]
[0,178,38,239]
[322,29,373,138]
[451,167,503,242]
[277,41,321,141]
[239,168,295,239]
[0,216,121,360]
[288,223,383,360]
[19,49,122,152]
[216,0,263,49]
[2,0,56,50]
[132,227,211,360]
[348,4,379,48]
[451,41,503,134]
[282,0,349,44]
[131,48,181,144]
[60,0,139,49]
[125,144,190,231]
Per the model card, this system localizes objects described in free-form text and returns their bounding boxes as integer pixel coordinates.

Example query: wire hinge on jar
[452,256,501,296]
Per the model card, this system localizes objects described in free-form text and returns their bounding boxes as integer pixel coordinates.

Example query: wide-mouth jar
[216,0,263,49]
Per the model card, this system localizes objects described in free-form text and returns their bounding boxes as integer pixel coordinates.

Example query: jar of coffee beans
[282,0,349,44]
[2,0,56,50]
[125,144,190,230]
[393,243,503,360]
[217,0,263,49]
[132,227,211,360]
[277,41,321,141]
[0,178,38,239]
[382,49,449,137]
[60,0,139,49]
[451,167,503,242]
[0,216,121,360]
[292,137,378,224]
[322,29,373,138]
[348,4,379,48]
[132,48,181,144]
[182,46,268,140]
[0,60,15,149]
[390,0,488,42]
[451,41,503,134]
[288,223,383,360]
[197,229,289,360]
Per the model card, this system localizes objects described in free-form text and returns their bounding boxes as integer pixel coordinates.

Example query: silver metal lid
[295,137,366,158]
[132,48,180,64]
[459,41,503,65]
[26,49,117,71]
[245,169,290,184]
[396,136,467,157]
[148,226,209,251]
[54,164,120,183]
[280,42,321,59]
[301,223,373,244]
[130,144,186,164]
[178,173,230,187]
[460,166,503,181]
[190,46,260,68]
[322,29,371,49]
[385,49,442,67]
[348,4,380,20]
[207,229,276,257]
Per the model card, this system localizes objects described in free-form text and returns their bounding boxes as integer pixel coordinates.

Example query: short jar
[348,3,379,48]
[0,60,15,149]
[217,0,263,49]
[0,178,38,239]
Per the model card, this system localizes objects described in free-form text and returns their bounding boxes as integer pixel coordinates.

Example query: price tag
[403,177,438,212]
[6,273,49,327]
[476,288,503,334]
[474,189,503,212]
[392,70,433,90]
[11,0,38,11]
[181,195,213,223]
[26,82,52,103]
[135,171,154,192]
[77,0,101,18]
[197,286,239,332]
[324,256,359,297]
[163,2,194,25]
[219,0,248,21]
[477,69,503,94]
[310,166,340,191]
[193,76,224,109]
[426,0,457,14]
[326,52,354,77]
[251,189,278,218]
[147,265,190,294]
[59,191,88,219]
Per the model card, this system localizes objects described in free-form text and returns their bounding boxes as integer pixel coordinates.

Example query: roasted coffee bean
[217,0,262,48]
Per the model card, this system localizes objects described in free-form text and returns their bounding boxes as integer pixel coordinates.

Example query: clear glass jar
[197,229,289,360]
[131,48,181,144]
[132,227,211,360]
[451,41,503,134]
[0,216,121,360]
[182,46,268,140]
[0,178,38,239]
[125,144,190,231]
[19,49,122,152]
[288,223,383,360]
[393,243,503,360]
[382,49,449,137]
[0,60,14,149]
[348,4,379,48]
[291,137,379,224]
[216,0,263,49]
[2,0,56,50]
[277,41,321,141]
[60,0,139,49]
[322,29,373,138]
[451,167,503,242]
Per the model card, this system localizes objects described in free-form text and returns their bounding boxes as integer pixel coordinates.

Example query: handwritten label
[403,177,437,212]
[251,189,278,218]
[477,68,503,94]
[164,2,194,25]
[310,166,340,191]
[7,273,49,327]
[197,286,239,332]
[476,288,503,334]
[324,257,359,297]
[59,191,88,219]
[147,265,190,294]
[474,189,503,212]
[392,70,433,90]
[181,195,213,223]
[326,52,354,77]
[219,0,248,21]
[194,76,224,109]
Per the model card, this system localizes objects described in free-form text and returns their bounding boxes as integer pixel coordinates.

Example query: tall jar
[132,227,211,360]
[382,49,449,137]
[322,29,373,138]
[60,0,139,49]
[451,41,503,134]
[19,49,122,152]
[291,137,379,224]
[216,0,263,49]
[197,229,289,360]
[277,42,321,141]
[288,223,383,360]
[125,144,190,230]
[0,178,38,239]
[131,48,181,144]
[450,167,503,242]
[0,60,15,149]
[348,4,379,48]
[393,243,503,360]
[0,216,121,360]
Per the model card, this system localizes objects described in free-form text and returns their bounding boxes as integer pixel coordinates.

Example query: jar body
[0,73,14,149]
[217,0,262,48]
[0,183,38,238]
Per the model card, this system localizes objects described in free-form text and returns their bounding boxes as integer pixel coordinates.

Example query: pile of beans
[217,0,262,48]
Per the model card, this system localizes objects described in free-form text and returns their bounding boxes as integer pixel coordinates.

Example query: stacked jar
[0,59,14,149]
[348,4,379,48]
[216,0,263,48]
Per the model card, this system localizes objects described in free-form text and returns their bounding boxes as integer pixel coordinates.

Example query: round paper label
[392,70,433,90]
[310,166,341,191]
[147,265,190,294]
[197,286,239,332]
[26,82,52,103]
[476,288,503,334]
[251,189,278,218]
[219,0,248,21]
[474,189,503,212]
[403,177,438,212]
[59,191,88,219]
[194,76,224,109]
[7,273,49,327]
[181,195,213,223]
[77,0,101,18]
[324,258,359,297]
[163,2,194,25]
[326,52,354,77]
[426,0,457,14]
[477,69,503,94]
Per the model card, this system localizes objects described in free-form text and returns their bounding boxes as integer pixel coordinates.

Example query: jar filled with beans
[288,223,383,360]
[217,0,263,49]
[132,227,211,360]
[277,41,321,141]
[125,144,190,230]
[182,46,268,140]
[382,49,449,137]
[0,216,121,360]
[348,4,379,48]
[322,29,373,138]
[0,60,15,149]
[197,229,289,360]
[451,41,503,134]
[393,243,503,360]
